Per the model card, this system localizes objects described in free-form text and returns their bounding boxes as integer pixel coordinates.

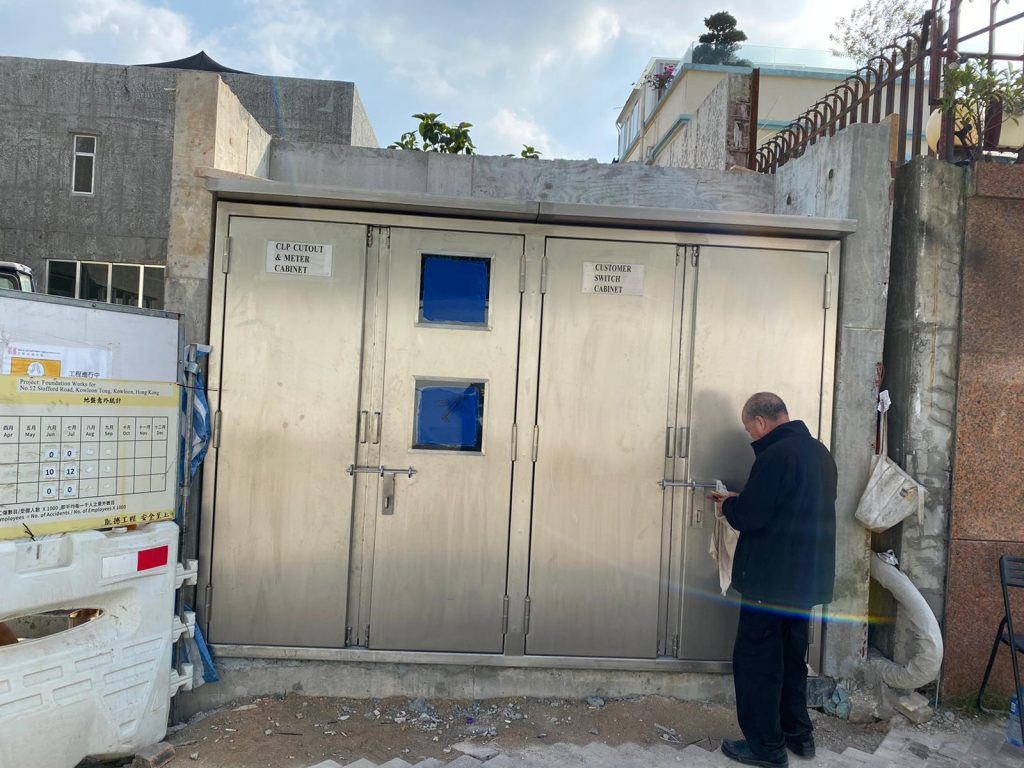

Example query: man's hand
[707,491,739,503]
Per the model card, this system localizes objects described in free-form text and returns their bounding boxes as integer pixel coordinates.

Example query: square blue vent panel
[419,254,491,325]
[413,380,485,452]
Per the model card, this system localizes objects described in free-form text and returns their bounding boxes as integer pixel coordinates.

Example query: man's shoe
[721,739,789,767]
[785,735,816,759]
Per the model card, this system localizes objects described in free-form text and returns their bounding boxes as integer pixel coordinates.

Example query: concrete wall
[270,145,776,212]
[0,56,176,284]
[944,162,1024,699]
[0,55,373,291]
[655,73,751,170]
[874,158,965,667]
[164,72,271,349]
[775,123,896,679]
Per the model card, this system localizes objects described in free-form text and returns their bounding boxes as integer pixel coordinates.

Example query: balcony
[681,42,857,72]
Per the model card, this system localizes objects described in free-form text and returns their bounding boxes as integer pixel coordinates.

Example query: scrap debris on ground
[120,694,897,767]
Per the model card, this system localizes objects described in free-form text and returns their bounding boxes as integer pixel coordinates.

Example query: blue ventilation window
[413,380,485,452]
[419,254,491,325]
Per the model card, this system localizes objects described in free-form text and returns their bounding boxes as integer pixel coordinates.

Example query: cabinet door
[210,217,368,647]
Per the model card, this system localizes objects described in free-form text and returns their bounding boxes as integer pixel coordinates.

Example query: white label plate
[266,241,333,277]
[581,262,645,296]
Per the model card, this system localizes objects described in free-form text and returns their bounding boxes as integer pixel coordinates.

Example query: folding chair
[977,555,1024,741]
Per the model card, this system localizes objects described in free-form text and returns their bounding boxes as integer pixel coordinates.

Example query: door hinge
[669,633,680,656]
[523,596,532,635]
[365,624,370,645]
[690,245,699,268]
[519,253,527,293]
[823,272,832,309]
[531,425,540,462]
[344,626,353,647]
[222,236,231,274]
[366,228,374,247]
[540,256,549,294]
[502,595,510,634]
[511,423,518,461]
[212,410,223,449]
[385,228,391,247]
[677,427,690,458]
[203,582,213,631]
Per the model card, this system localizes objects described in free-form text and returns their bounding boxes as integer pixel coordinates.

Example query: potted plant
[641,64,677,99]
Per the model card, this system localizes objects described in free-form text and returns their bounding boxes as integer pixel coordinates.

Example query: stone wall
[943,162,1024,699]
[654,73,752,171]
[875,158,965,668]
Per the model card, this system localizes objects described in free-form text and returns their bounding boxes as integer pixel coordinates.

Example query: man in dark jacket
[711,392,837,767]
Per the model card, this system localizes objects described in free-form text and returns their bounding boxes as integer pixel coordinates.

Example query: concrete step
[481,756,516,768]
[409,759,447,768]
[677,744,727,767]
[556,742,623,768]
[318,735,1002,768]
[444,756,485,768]
[840,746,895,766]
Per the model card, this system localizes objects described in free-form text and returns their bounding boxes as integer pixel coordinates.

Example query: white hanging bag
[854,393,926,532]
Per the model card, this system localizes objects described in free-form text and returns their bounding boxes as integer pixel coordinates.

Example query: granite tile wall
[944,162,1024,699]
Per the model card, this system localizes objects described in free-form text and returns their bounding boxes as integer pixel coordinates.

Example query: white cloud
[62,0,193,63]
[575,7,622,57]
[222,0,345,77]
[484,109,554,157]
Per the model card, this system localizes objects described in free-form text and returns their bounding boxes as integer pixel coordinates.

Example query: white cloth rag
[707,480,739,596]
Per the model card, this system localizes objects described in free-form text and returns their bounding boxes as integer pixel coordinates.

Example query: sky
[0,0,1018,161]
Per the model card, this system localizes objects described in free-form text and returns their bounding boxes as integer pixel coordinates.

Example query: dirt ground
[149,694,892,768]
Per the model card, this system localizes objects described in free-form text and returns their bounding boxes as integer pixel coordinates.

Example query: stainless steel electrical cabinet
[202,202,840,666]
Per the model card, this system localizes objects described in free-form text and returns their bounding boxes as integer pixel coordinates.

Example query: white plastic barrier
[0,522,185,767]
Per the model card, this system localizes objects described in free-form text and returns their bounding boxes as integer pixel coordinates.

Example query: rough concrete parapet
[269,145,776,213]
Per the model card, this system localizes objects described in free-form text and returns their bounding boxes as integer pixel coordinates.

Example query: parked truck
[0,262,35,292]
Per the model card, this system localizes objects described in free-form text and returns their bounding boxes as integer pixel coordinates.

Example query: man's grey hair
[742,392,789,423]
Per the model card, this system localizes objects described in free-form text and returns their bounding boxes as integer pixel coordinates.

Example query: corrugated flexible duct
[869,553,944,689]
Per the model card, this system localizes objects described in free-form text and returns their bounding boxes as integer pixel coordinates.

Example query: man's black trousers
[732,600,814,759]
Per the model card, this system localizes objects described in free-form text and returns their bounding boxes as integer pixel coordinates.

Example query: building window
[46,260,165,310]
[72,135,96,195]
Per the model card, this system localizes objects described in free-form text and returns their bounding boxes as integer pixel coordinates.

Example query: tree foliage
[938,60,1024,162]
[829,0,928,65]
[692,11,750,66]
[390,113,476,154]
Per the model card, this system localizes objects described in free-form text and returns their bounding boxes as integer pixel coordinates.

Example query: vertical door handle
[381,474,396,515]
[665,426,675,458]
[359,411,368,444]
[372,411,382,444]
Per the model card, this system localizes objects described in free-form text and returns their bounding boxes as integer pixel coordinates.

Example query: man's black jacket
[722,420,837,609]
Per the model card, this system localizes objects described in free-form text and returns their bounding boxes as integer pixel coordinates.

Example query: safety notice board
[0,377,180,540]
